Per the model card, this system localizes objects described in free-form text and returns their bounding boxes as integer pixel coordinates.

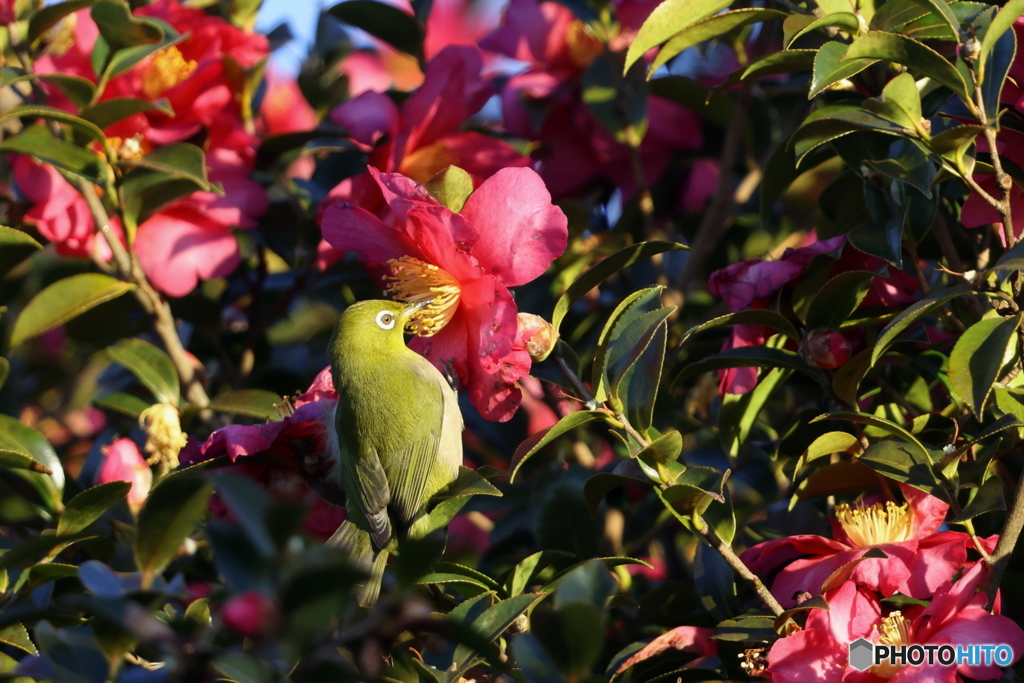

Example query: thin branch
[983,465,1024,610]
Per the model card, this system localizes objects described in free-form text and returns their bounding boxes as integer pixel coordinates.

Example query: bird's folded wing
[341,437,392,548]
[388,376,445,530]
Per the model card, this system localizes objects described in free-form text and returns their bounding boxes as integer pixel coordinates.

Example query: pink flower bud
[798,329,852,369]
[222,592,280,639]
[517,312,557,361]
[98,438,152,514]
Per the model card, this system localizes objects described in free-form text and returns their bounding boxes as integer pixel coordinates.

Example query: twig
[983,466,1024,610]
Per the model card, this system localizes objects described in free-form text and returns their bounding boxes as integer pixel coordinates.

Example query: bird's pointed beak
[400,299,432,321]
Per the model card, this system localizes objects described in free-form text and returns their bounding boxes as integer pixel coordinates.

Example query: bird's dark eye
[376,311,397,330]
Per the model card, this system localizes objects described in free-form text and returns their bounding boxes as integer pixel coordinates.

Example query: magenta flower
[321,166,568,421]
[97,438,152,514]
[767,565,1024,682]
[741,483,978,608]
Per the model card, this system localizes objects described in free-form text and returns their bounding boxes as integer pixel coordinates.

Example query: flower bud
[798,329,852,369]
[221,591,279,639]
[98,438,152,514]
[517,312,557,361]
[138,404,188,474]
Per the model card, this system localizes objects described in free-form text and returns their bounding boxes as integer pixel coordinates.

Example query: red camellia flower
[799,328,852,369]
[181,368,346,540]
[767,565,1024,682]
[221,591,280,639]
[97,438,152,514]
[741,483,985,608]
[321,166,568,421]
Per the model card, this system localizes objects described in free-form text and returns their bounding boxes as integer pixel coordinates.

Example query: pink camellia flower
[767,565,1024,682]
[741,483,982,608]
[323,45,529,254]
[321,166,568,421]
[221,591,280,639]
[708,234,918,394]
[480,0,702,198]
[799,328,852,369]
[259,71,318,136]
[98,438,152,514]
[181,368,346,540]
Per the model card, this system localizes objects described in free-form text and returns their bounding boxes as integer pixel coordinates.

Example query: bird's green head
[329,299,429,361]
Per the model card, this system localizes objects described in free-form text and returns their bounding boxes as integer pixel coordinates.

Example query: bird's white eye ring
[376,311,396,330]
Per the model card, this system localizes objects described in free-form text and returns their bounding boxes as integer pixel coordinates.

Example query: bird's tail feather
[328,520,389,608]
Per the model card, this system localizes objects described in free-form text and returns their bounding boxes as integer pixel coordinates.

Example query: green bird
[326,299,463,607]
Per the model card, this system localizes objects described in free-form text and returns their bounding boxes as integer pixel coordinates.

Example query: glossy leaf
[551,241,688,332]
[811,41,879,98]
[679,309,800,346]
[451,594,539,674]
[635,430,684,485]
[592,286,662,402]
[871,284,974,365]
[842,32,969,101]
[134,475,213,588]
[94,392,152,418]
[950,475,1006,522]
[858,440,950,501]
[0,225,43,278]
[870,0,929,30]
[624,0,733,72]
[978,0,1024,83]
[208,390,283,419]
[57,481,131,536]
[329,0,425,63]
[651,10,787,74]
[80,98,172,131]
[798,431,862,468]
[0,124,111,185]
[810,412,931,462]
[11,274,136,347]
[29,0,98,45]
[949,314,1022,416]
[803,270,877,329]
[676,346,829,390]
[848,209,907,269]
[0,414,64,510]
[0,69,96,110]
[510,412,609,482]
[980,26,1016,121]
[788,12,861,48]
[907,0,960,41]
[106,338,180,405]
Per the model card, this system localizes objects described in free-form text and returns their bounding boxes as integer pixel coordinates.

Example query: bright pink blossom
[260,72,318,136]
[221,591,280,639]
[767,565,1024,682]
[741,483,978,608]
[98,438,152,513]
[321,167,568,421]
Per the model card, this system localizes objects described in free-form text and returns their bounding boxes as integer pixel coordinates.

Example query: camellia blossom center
[873,611,912,678]
[385,256,461,336]
[835,500,913,546]
[142,47,197,99]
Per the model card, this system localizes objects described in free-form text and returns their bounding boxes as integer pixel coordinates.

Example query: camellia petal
[134,209,242,297]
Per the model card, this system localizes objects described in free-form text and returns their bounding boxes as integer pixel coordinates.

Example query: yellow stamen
[835,500,914,547]
[142,47,197,99]
[872,611,912,678]
[43,15,77,57]
[384,256,461,336]
[108,135,147,162]
[138,404,187,475]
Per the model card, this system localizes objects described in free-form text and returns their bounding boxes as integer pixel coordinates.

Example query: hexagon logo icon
[849,638,874,671]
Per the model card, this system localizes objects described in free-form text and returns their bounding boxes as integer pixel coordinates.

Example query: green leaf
[0,69,97,110]
[451,594,539,674]
[0,624,36,655]
[871,0,930,30]
[11,273,136,347]
[0,414,64,510]
[720,366,791,458]
[583,472,643,516]
[91,0,163,49]
[0,124,111,185]
[0,358,7,393]
[120,143,213,232]
[651,9,787,74]
[871,284,974,365]
[787,12,862,48]
[907,0,960,42]
[0,103,107,145]
[504,550,576,597]
[863,72,923,130]
[980,25,1016,121]
[900,1,989,39]
[80,97,173,131]
[134,475,213,588]
[607,307,675,407]
[125,143,211,186]
[950,475,1005,523]
[212,652,275,683]
[811,411,931,462]
[184,597,211,625]
[551,241,689,333]
[624,0,733,72]
[106,338,180,405]
[949,314,1022,416]
[510,411,608,482]
[328,0,425,63]
[0,225,43,278]
[679,309,800,347]
[714,50,817,93]
[842,31,969,101]
[798,431,862,468]
[865,140,937,197]
[858,439,950,501]
[29,0,98,45]
[421,563,500,591]
[101,31,186,81]
[622,319,668,434]
[675,346,829,390]
[211,471,275,557]
[426,166,474,212]
[592,286,663,402]
[978,0,1024,83]
[849,209,907,268]
[94,392,152,418]
[804,270,878,329]
[635,430,684,484]
[57,480,132,536]
[208,389,283,419]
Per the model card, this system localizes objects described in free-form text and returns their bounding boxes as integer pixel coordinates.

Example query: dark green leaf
[552,241,688,332]
[57,480,131,536]
[980,26,1016,121]
[811,41,880,98]
[0,69,97,110]
[208,389,283,419]
[848,209,907,268]
[0,124,111,185]
[949,313,1021,415]
[950,475,1005,522]
[871,284,974,364]
[1,104,107,145]
[811,411,931,461]
[451,594,539,673]
[679,309,800,346]
[979,0,1024,83]
[0,413,64,510]
[106,338,179,405]
[212,471,275,557]
[788,12,861,48]
[0,624,36,655]
[510,411,608,482]
[582,51,647,143]
[0,358,7,392]
[870,0,929,30]
[11,273,136,347]
[858,440,950,501]
[80,97,173,131]
[865,140,937,197]
[29,0,98,45]
[842,32,969,100]
[624,0,733,72]
[592,286,663,402]
[134,475,213,587]
[675,346,829,390]
[635,430,684,485]
[504,550,576,597]
[328,0,425,63]
[91,0,163,49]
[0,225,43,277]
[583,472,643,516]
[804,270,877,329]
[907,0,960,41]
[796,459,883,499]
[607,307,675,406]
[651,10,787,74]
[94,392,152,418]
